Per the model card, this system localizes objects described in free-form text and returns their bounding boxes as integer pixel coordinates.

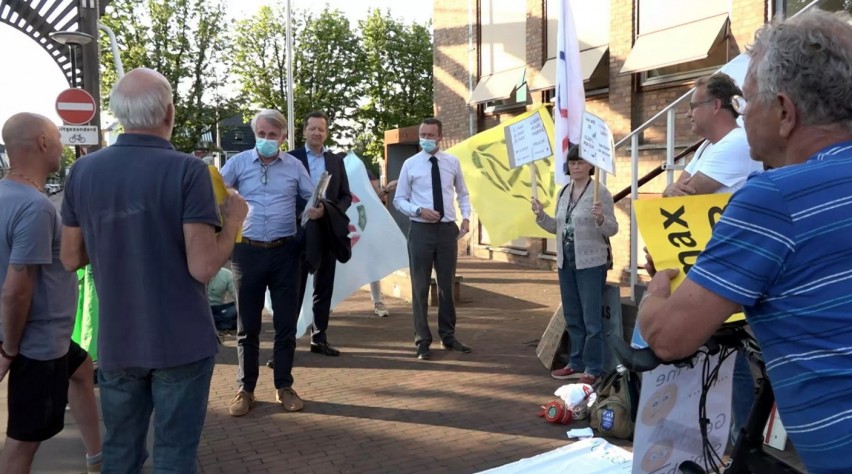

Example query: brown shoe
[276,387,305,412]
[228,390,255,417]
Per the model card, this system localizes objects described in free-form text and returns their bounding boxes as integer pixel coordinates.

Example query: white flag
[554,0,586,186]
[263,153,409,337]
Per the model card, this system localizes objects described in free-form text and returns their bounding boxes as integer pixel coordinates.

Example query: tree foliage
[99,0,233,152]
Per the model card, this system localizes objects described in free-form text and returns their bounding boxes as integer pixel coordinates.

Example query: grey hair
[109,72,173,130]
[251,109,287,134]
[747,9,852,132]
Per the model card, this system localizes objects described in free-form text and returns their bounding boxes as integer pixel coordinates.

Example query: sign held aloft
[580,111,616,176]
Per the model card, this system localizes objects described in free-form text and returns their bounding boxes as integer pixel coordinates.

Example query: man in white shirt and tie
[394,118,472,360]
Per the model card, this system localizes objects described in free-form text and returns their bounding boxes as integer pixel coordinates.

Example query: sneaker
[551,366,583,380]
[440,340,472,353]
[578,373,598,385]
[276,387,305,412]
[228,390,255,417]
[374,301,390,317]
[417,346,432,360]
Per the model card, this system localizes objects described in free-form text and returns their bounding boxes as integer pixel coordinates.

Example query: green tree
[99,0,233,152]
[356,9,433,164]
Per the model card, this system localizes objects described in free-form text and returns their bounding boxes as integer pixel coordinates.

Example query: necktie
[429,156,445,219]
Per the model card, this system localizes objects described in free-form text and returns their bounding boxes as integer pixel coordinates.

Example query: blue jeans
[559,242,607,376]
[99,356,215,474]
[731,349,756,443]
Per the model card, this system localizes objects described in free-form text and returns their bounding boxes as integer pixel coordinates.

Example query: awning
[469,66,526,104]
[529,45,609,91]
[620,14,728,74]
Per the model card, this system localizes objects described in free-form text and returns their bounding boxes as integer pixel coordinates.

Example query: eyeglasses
[731,95,749,115]
[260,163,269,185]
[688,99,716,111]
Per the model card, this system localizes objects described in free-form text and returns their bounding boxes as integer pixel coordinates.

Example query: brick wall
[433,0,769,283]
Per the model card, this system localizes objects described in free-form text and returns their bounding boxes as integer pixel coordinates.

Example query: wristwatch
[416,207,422,217]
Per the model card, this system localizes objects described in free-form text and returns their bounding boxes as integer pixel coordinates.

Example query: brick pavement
[3,256,623,473]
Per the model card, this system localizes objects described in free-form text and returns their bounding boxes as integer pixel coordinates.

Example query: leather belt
[241,236,294,249]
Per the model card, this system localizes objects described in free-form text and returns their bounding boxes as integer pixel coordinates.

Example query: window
[471,0,528,108]
[233,130,244,142]
[781,0,852,16]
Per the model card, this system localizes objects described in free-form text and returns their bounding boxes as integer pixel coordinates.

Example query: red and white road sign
[55,88,97,125]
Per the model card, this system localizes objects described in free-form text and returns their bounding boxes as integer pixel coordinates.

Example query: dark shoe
[417,346,432,360]
[266,358,274,369]
[310,342,340,357]
[441,340,472,353]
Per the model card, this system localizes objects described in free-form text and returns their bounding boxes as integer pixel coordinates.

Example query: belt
[240,236,294,249]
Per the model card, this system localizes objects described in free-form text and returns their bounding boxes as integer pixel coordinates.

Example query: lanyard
[566,179,591,217]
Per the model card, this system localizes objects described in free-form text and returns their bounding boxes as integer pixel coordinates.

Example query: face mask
[420,138,438,154]
[255,137,280,157]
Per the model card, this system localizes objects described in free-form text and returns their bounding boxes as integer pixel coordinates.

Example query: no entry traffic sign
[55,88,97,125]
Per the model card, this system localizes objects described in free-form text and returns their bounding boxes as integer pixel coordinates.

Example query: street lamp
[49,31,95,88]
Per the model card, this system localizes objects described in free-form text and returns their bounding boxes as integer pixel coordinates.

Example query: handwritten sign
[580,111,615,175]
[504,112,553,168]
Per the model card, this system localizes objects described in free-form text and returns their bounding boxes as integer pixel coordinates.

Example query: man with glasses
[220,109,320,417]
[663,73,763,197]
[639,10,852,472]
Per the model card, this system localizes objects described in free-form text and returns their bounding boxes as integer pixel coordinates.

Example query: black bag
[589,366,640,439]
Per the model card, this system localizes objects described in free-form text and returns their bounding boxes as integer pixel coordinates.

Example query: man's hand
[420,208,441,222]
[459,219,470,238]
[385,180,398,193]
[307,202,325,220]
[643,247,657,276]
[663,177,697,197]
[646,268,679,298]
[0,357,11,382]
[221,189,248,225]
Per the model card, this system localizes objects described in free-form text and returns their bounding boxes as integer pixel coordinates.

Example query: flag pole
[286,0,295,150]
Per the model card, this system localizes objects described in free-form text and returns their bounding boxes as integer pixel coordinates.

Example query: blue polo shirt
[689,141,852,473]
[62,133,221,371]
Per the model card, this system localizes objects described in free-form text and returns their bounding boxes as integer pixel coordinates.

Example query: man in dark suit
[288,111,352,357]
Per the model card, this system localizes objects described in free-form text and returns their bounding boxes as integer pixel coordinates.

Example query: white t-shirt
[685,127,763,194]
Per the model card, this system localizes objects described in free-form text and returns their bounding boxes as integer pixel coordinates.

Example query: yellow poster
[209,165,243,242]
[449,106,559,246]
[634,194,744,322]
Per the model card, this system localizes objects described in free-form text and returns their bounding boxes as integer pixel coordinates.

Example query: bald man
[61,68,248,473]
[0,113,98,473]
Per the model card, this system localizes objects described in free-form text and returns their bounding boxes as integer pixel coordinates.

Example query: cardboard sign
[504,111,554,168]
[580,111,615,175]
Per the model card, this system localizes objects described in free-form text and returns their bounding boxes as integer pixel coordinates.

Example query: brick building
[432,0,839,285]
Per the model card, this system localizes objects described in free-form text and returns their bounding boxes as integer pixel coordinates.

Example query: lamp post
[49,31,95,88]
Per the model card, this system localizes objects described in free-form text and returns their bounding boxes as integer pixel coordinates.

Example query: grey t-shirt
[0,180,77,360]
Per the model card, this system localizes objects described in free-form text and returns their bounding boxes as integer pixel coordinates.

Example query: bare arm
[184,189,248,283]
[637,269,741,361]
[680,171,723,195]
[662,171,695,197]
[60,226,89,272]
[1,264,38,356]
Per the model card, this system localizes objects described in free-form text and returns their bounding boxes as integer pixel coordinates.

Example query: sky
[0,0,433,135]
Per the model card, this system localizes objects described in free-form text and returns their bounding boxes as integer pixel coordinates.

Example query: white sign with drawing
[631,352,734,474]
[504,112,553,168]
[580,111,615,175]
[60,125,99,146]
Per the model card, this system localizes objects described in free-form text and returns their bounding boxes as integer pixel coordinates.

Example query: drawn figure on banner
[641,384,678,425]
[470,139,557,208]
[640,439,674,472]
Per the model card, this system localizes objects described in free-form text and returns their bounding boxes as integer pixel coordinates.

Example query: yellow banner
[209,165,243,242]
[449,106,558,246]
[634,194,744,322]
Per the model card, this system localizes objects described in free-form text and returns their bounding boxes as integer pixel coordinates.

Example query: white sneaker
[374,302,390,317]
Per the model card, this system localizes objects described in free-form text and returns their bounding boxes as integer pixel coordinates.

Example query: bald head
[1,112,62,173]
[110,68,174,135]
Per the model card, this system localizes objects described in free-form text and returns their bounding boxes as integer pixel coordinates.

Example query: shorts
[6,340,88,442]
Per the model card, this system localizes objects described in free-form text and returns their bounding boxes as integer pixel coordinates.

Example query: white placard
[632,352,734,474]
[504,112,553,168]
[580,111,615,175]
[60,125,100,146]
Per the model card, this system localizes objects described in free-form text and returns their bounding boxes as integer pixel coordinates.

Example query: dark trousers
[231,241,300,391]
[407,221,460,349]
[298,250,336,344]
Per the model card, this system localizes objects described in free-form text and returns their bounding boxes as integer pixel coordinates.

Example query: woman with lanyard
[531,144,618,384]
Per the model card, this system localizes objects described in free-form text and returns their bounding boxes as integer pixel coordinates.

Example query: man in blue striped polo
[637,9,852,473]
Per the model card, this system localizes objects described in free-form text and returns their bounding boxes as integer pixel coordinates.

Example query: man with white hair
[61,68,248,473]
[220,109,321,417]
[638,10,852,472]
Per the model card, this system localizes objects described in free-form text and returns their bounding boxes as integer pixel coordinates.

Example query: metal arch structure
[0,0,110,87]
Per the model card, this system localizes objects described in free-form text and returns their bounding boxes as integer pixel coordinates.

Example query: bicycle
[609,323,805,474]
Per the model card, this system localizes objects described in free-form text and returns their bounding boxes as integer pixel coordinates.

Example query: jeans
[559,242,607,376]
[231,241,301,390]
[731,348,756,443]
[99,356,215,474]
